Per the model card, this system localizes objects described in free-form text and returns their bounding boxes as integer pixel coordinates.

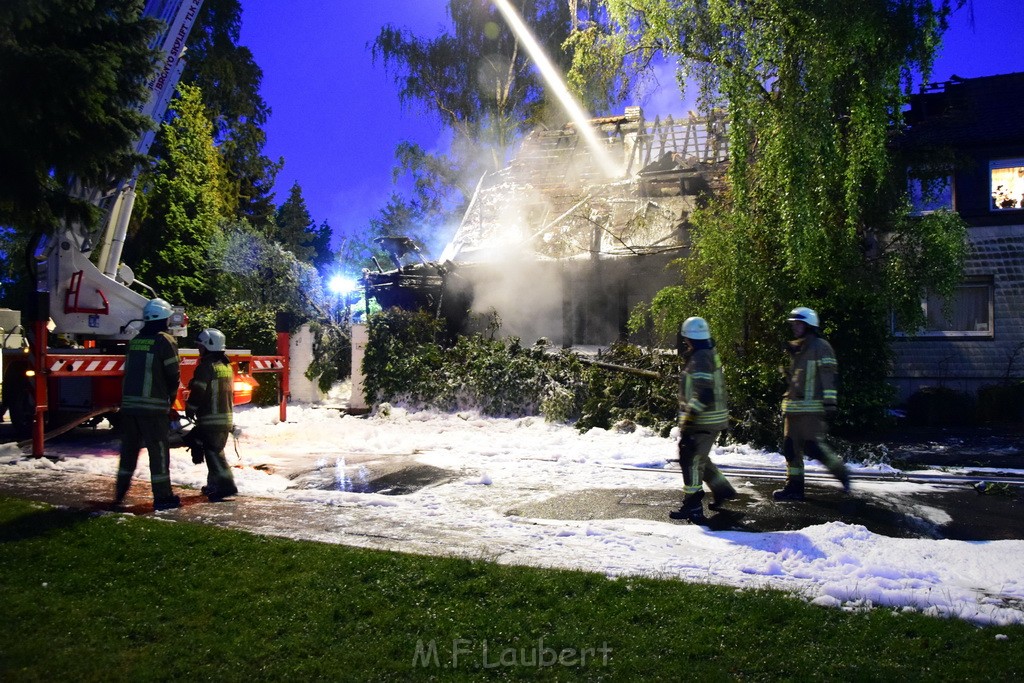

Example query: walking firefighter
[773,307,851,501]
[670,316,738,521]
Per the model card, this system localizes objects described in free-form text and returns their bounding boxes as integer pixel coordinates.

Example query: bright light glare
[328,275,356,295]
[491,0,621,179]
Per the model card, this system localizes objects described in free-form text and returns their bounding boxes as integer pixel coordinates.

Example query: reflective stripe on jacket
[187,357,234,429]
[679,346,729,429]
[782,335,837,414]
[121,332,180,415]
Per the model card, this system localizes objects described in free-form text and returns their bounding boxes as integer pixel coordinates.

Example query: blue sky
[238,1,1024,255]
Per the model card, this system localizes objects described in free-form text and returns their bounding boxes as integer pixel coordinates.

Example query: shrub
[975,382,1024,424]
[363,309,680,429]
[904,386,976,427]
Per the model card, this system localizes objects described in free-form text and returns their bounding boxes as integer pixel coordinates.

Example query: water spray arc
[490,0,622,179]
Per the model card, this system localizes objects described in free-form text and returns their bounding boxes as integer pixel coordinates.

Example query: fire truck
[0,0,288,457]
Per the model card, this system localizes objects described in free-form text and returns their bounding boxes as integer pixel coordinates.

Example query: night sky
[237,1,1024,257]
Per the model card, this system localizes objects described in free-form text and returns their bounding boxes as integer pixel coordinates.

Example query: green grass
[1,496,1021,682]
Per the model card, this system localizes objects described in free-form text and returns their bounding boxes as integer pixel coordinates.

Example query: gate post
[30,293,50,458]
[275,312,291,422]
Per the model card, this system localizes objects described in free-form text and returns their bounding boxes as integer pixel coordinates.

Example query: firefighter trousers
[116,414,174,503]
[782,413,848,485]
[678,428,734,498]
[197,426,237,496]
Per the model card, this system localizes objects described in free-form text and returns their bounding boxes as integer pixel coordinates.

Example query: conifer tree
[132,84,230,308]
[0,0,160,232]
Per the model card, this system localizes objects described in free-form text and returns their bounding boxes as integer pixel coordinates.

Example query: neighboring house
[893,72,1024,402]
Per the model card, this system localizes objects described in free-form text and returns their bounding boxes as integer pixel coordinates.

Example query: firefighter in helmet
[115,297,181,510]
[670,316,737,520]
[186,328,238,501]
[774,306,851,501]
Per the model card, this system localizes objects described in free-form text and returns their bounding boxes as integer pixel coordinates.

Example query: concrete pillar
[287,323,322,404]
[349,323,369,414]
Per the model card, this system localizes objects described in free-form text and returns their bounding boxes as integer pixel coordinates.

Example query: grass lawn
[1,495,1021,681]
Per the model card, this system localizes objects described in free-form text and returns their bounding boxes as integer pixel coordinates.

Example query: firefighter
[670,316,737,520]
[115,298,181,510]
[186,328,238,501]
[774,306,851,501]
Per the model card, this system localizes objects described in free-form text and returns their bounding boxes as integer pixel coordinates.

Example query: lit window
[990,158,1024,211]
[908,173,954,215]
[895,278,993,338]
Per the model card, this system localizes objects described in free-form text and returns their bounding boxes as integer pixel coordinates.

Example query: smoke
[463,252,566,346]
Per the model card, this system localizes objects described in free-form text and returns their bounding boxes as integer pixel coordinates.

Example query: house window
[908,173,954,214]
[895,278,994,338]
[990,158,1024,211]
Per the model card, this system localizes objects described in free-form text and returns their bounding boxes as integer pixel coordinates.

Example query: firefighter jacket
[121,330,180,416]
[186,355,234,430]
[679,341,729,430]
[782,334,838,415]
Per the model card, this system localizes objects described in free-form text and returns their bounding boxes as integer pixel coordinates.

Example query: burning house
[363,107,729,346]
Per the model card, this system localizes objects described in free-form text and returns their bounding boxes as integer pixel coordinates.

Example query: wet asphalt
[2,419,1023,542]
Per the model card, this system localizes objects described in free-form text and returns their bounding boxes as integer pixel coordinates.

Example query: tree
[0,0,160,233]
[180,0,282,228]
[576,0,969,435]
[274,182,335,269]
[131,84,230,308]
[374,1,577,170]
[367,0,600,262]
[218,220,326,313]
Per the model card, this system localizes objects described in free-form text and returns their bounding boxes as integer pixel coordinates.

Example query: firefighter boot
[670,490,705,520]
[837,468,851,494]
[772,476,805,501]
[708,484,738,510]
[113,477,132,508]
[153,495,181,511]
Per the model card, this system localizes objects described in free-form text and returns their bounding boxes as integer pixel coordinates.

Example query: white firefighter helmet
[143,298,173,321]
[681,316,711,340]
[196,328,226,352]
[787,306,819,328]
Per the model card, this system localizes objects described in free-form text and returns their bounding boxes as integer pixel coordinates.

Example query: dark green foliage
[362,309,455,410]
[364,308,589,418]
[905,387,976,427]
[131,84,228,308]
[363,309,684,431]
[976,382,1024,424]
[180,0,281,227]
[0,0,160,232]
[575,343,682,437]
[188,303,279,355]
[188,302,280,406]
[305,320,351,394]
[601,0,969,440]
[3,496,1023,680]
[274,182,333,270]
[0,226,31,310]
